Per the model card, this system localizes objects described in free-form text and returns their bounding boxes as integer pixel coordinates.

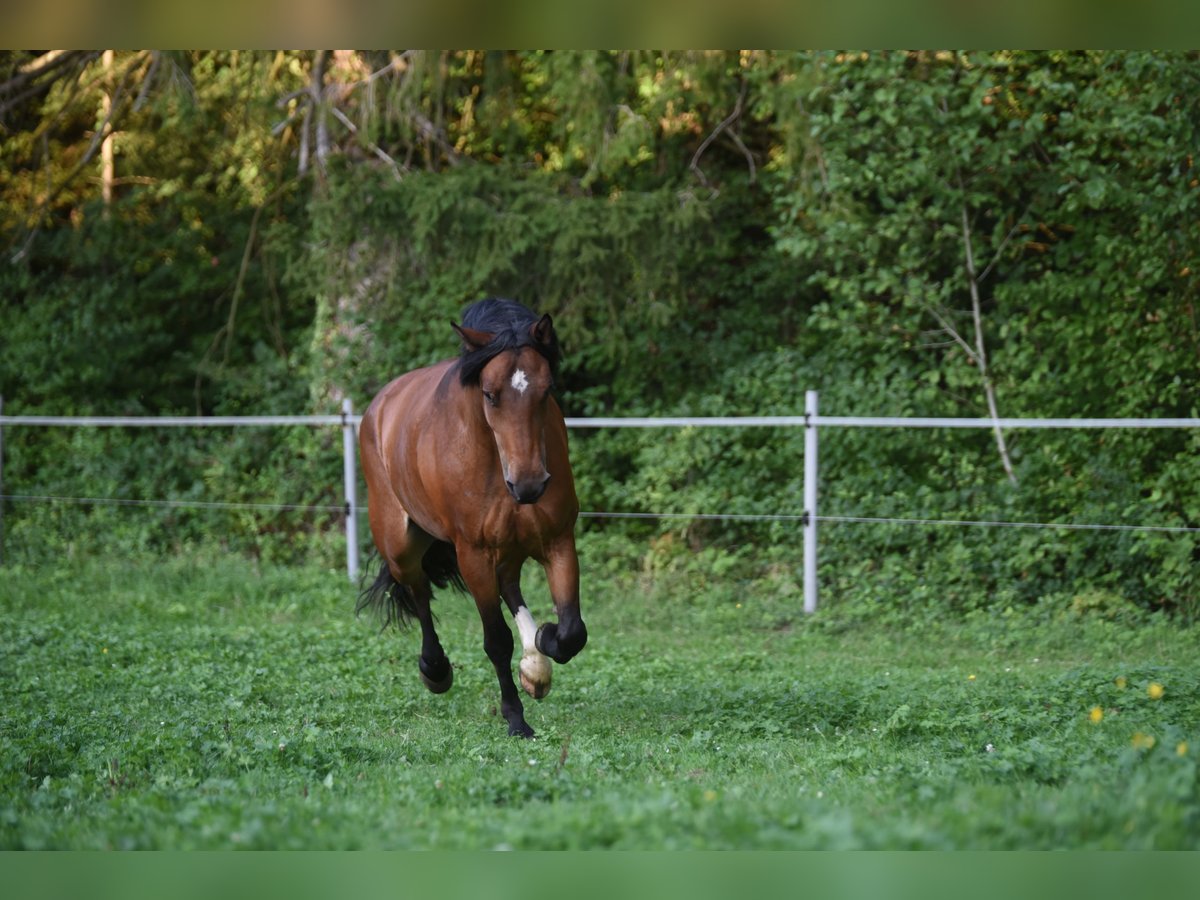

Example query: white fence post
[341,398,360,583]
[3,407,1195,592]
[803,390,819,614]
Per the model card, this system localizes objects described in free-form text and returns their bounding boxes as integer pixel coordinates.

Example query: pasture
[2,549,1198,850]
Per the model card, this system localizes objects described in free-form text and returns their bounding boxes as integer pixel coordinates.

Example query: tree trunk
[312,50,330,172]
[100,50,115,214]
[308,238,389,413]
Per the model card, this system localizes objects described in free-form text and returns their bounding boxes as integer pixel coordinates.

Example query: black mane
[455,298,561,386]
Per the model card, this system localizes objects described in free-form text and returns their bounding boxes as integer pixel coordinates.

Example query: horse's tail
[356,542,466,630]
[356,560,420,630]
[421,540,466,594]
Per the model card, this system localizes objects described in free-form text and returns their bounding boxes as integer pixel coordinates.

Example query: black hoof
[535,622,554,657]
[418,656,453,694]
[507,721,536,739]
[535,620,586,664]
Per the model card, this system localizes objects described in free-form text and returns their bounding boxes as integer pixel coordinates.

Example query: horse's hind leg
[411,577,453,693]
[369,516,452,693]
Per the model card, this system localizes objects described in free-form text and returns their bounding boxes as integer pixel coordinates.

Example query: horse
[356,298,587,738]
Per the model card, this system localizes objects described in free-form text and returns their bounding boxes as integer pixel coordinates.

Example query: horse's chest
[474,504,557,557]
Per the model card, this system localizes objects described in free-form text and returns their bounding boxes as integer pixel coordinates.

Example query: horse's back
[360,359,460,541]
[362,360,454,455]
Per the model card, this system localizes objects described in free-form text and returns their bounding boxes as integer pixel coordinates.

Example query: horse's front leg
[459,549,535,738]
[499,563,553,700]
[535,536,588,665]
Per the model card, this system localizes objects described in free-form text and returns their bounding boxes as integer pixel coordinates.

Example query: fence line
[8,413,1199,430]
[0,494,347,513]
[564,415,1200,429]
[2,397,1198,609]
[816,514,1199,534]
[5,494,1197,535]
[0,414,346,427]
[814,416,1199,429]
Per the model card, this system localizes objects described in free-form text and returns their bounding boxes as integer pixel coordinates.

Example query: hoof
[418,656,453,694]
[535,622,553,657]
[508,720,536,739]
[519,651,552,700]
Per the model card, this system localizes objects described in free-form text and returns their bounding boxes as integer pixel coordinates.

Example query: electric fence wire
[0,493,345,513]
[3,493,1197,533]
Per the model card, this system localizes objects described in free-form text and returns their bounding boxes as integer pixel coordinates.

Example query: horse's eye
[482,390,498,407]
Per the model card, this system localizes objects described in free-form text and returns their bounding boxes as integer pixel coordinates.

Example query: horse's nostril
[508,476,549,504]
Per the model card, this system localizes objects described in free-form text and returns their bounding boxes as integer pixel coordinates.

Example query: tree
[764,50,1200,463]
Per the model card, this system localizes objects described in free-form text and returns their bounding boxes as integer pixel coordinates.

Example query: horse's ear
[452,322,494,351]
[530,313,555,347]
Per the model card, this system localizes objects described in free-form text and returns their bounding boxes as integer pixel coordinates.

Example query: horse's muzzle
[507,474,550,505]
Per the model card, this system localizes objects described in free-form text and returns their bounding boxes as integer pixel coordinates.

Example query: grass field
[2,551,1198,850]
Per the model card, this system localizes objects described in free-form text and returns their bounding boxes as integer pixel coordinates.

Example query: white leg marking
[511,368,529,394]
[513,605,539,654]
[513,603,552,699]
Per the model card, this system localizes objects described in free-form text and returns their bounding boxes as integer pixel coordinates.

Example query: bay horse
[357,298,587,738]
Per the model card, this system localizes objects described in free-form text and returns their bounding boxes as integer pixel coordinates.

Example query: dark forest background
[2,51,1197,619]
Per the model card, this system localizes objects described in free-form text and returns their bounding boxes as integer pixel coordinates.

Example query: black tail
[356,562,420,630]
[421,540,467,593]
[356,541,466,630]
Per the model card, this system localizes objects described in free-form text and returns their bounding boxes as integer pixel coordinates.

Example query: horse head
[453,308,560,505]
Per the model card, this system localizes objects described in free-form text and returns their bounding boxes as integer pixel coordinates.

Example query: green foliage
[2,560,1199,849]
[763,50,1199,414]
[291,159,718,407]
[1,50,1197,618]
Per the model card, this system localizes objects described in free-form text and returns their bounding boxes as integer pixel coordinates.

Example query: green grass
[2,552,1198,849]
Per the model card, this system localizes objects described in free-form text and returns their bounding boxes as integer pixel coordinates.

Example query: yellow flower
[1148,682,1164,700]
[1089,706,1104,724]
[1131,732,1156,750]
[968,674,976,681]
[1177,742,1189,757]
[1114,676,1127,689]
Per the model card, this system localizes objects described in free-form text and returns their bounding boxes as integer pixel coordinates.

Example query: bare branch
[925,303,979,362]
[275,88,309,108]
[298,97,312,176]
[132,51,162,111]
[959,180,1018,485]
[917,338,962,351]
[409,109,460,167]
[328,105,402,178]
[272,105,304,137]
[221,204,265,365]
[725,126,757,184]
[194,180,298,409]
[978,202,1033,284]
[0,51,100,120]
[7,50,93,85]
[10,53,144,262]
[690,77,753,191]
